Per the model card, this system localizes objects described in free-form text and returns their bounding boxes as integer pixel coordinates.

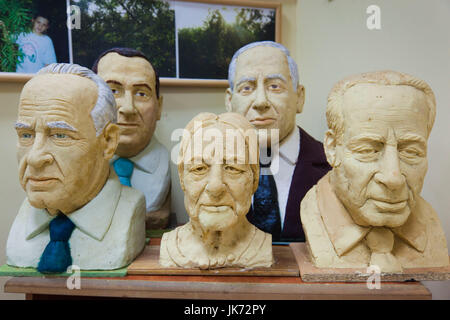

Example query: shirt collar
[316,173,427,256]
[112,137,160,174]
[270,127,299,166]
[25,170,122,241]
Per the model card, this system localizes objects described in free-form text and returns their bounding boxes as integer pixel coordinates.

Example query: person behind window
[15,13,57,73]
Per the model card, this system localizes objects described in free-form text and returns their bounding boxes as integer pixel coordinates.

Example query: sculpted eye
[190,165,208,174]
[21,133,33,139]
[135,91,148,97]
[111,88,119,95]
[400,147,424,158]
[269,84,280,90]
[356,147,377,155]
[239,84,254,94]
[224,165,243,174]
[52,133,69,139]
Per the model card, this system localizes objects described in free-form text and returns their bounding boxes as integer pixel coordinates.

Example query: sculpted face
[181,124,254,233]
[226,46,304,147]
[16,74,117,215]
[328,84,429,227]
[97,52,162,157]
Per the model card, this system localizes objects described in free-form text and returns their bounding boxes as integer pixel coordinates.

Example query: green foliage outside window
[0,0,33,72]
[178,8,275,79]
[72,0,176,77]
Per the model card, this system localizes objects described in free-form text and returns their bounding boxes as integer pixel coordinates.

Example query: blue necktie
[113,157,134,187]
[248,149,282,241]
[37,214,75,273]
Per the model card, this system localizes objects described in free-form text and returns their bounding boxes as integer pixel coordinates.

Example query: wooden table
[3,239,432,300]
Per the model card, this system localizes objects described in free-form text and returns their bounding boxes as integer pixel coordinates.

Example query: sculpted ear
[102,122,119,160]
[324,129,337,167]
[296,84,305,114]
[225,88,233,112]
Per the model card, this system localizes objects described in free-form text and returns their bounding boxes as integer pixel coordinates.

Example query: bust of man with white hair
[301,70,449,272]
[160,112,273,269]
[7,63,146,273]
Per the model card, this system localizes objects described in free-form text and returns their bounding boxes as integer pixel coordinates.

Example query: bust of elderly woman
[159,112,273,269]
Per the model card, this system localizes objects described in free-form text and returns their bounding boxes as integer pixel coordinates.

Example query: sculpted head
[93,48,162,158]
[178,112,259,234]
[225,41,305,147]
[325,70,436,228]
[15,63,119,215]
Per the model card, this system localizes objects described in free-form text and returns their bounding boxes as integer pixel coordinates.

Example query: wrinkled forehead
[341,83,429,137]
[183,122,256,164]
[97,52,155,86]
[235,46,290,77]
[19,74,98,113]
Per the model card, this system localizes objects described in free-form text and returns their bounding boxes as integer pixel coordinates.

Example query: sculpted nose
[27,134,53,168]
[205,165,226,199]
[374,146,405,191]
[118,91,135,116]
[252,85,270,113]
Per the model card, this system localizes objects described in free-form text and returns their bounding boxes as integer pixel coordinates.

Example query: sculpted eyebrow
[14,122,32,129]
[348,134,385,145]
[236,77,256,88]
[265,74,287,82]
[106,80,122,86]
[47,121,78,132]
[134,83,152,91]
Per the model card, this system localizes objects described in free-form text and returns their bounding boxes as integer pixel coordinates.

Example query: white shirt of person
[6,171,146,270]
[15,32,57,73]
[112,137,171,212]
[255,127,300,230]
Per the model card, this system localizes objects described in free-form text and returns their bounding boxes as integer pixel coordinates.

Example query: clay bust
[7,63,146,272]
[93,48,171,230]
[160,113,273,269]
[225,41,330,242]
[301,70,449,272]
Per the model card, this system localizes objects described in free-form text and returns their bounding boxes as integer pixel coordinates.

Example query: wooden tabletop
[3,239,432,300]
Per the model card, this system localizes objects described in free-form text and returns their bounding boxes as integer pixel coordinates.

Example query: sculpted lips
[117,122,138,127]
[27,177,59,188]
[371,198,408,213]
[200,205,233,213]
[250,117,276,126]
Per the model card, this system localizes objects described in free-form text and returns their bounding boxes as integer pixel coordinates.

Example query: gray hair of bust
[37,63,117,136]
[228,41,299,92]
[326,70,436,140]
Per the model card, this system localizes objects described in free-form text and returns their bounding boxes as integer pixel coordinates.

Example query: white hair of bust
[37,63,117,136]
[228,41,299,92]
[327,70,436,140]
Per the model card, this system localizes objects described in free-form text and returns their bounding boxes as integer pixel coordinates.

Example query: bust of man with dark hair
[225,41,331,242]
[93,48,171,230]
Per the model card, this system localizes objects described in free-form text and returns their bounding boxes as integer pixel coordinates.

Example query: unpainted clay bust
[7,63,146,272]
[160,112,273,269]
[301,70,449,273]
[94,48,171,230]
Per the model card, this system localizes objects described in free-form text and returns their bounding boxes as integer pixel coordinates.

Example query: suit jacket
[247,127,331,242]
